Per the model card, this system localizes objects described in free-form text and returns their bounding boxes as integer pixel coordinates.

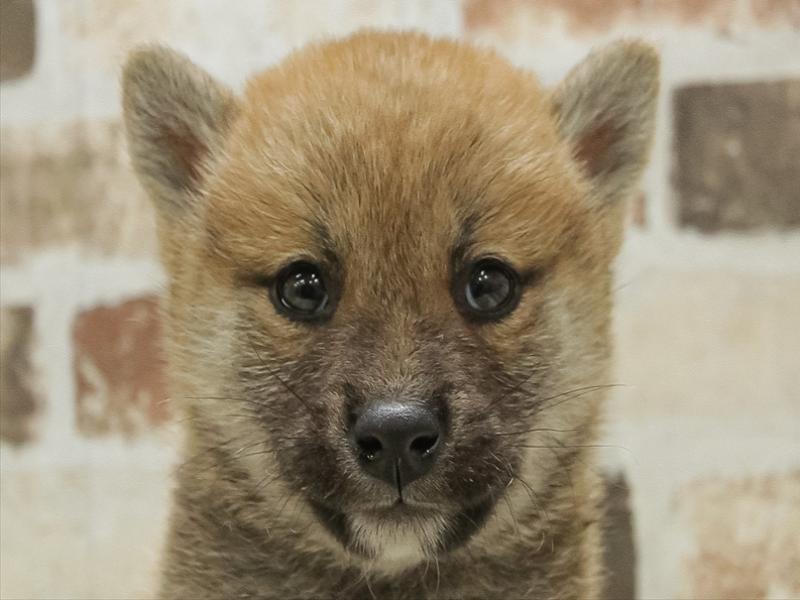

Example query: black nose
[352,403,442,489]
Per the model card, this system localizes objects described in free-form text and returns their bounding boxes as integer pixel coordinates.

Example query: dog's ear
[551,40,659,204]
[122,46,239,216]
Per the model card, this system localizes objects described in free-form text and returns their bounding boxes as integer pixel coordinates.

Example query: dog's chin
[309,495,497,572]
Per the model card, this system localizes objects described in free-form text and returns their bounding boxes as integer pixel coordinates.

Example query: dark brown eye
[274,262,329,319]
[461,259,519,320]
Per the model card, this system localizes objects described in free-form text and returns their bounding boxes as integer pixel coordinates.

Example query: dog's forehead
[207,37,588,275]
[209,118,582,279]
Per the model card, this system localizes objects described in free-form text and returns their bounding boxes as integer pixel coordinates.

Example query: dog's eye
[462,259,519,320]
[274,262,329,319]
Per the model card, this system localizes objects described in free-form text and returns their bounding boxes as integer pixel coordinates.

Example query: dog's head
[123,32,657,569]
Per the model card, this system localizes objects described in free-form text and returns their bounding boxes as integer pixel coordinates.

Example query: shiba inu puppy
[123,31,658,599]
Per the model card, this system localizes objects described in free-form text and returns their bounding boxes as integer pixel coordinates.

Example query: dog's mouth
[309,492,497,558]
[361,498,438,517]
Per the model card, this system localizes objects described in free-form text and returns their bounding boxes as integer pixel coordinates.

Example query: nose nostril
[409,434,439,457]
[356,435,383,460]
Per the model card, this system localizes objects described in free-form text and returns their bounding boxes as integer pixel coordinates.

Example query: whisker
[245,333,315,414]
[520,383,626,422]
[487,450,553,534]
[176,438,262,473]
[421,554,431,582]
[433,553,441,595]
[252,472,283,496]
[531,383,625,409]
[172,412,256,426]
[509,472,552,527]
[364,571,378,600]
[512,443,633,454]
[492,361,548,393]
[501,493,521,538]
[288,511,318,538]
[275,435,313,444]
[175,394,266,409]
[547,434,633,479]
[484,362,548,409]
[495,426,583,438]
[274,491,298,521]
[338,564,370,598]
[188,448,273,479]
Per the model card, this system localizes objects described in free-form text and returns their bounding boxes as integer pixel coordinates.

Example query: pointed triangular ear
[550,40,659,204]
[121,46,239,216]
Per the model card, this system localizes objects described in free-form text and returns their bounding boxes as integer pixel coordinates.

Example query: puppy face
[123,32,658,569]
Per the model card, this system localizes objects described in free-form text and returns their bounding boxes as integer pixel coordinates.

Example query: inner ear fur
[550,40,660,205]
[121,46,239,216]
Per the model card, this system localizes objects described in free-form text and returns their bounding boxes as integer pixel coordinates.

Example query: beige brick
[56,0,459,82]
[674,472,800,598]
[613,269,800,419]
[674,80,800,232]
[85,467,172,598]
[0,121,158,263]
[0,306,40,445]
[0,466,170,599]
[0,468,92,599]
[59,0,189,74]
[73,296,169,436]
[0,0,35,81]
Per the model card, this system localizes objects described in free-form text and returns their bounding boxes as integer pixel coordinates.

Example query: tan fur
[122,31,658,599]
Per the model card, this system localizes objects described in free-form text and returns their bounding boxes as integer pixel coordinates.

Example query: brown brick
[0,307,40,445]
[673,80,800,232]
[0,121,158,263]
[602,474,636,600]
[0,0,35,81]
[675,472,800,598]
[73,296,169,436]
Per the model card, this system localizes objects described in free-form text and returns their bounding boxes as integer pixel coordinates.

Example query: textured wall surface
[1,1,799,598]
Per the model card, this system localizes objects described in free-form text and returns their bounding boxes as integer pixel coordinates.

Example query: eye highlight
[273,261,330,320]
[458,258,520,321]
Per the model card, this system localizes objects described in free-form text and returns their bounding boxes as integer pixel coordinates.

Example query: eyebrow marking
[313,219,341,269]
[233,221,339,287]
[450,208,552,285]
[450,210,479,273]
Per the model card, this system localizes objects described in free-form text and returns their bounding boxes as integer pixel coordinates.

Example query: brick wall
[1,1,798,598]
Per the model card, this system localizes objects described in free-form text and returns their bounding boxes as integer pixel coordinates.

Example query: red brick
[0,1,35,82]
[464,0,736,35]
[72,297,169,436]
[0,307,40,445]
[751,0,800,28]
[462,0,792,35]
[650,0,735,28]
